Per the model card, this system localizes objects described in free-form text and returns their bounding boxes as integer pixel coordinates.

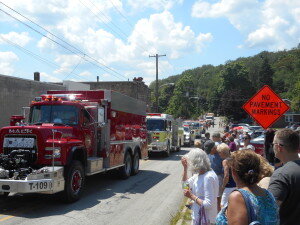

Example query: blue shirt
[216,189,279,225]
[208,153,223,175]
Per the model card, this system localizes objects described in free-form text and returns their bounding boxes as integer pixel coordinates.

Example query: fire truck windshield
[146,119,166,131]
[29,105,79,125]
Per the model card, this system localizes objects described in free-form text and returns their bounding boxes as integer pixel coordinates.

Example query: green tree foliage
[258,56,273,88]
[166,73,195,118]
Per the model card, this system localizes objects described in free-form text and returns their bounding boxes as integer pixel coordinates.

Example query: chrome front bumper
[0,166,65,194]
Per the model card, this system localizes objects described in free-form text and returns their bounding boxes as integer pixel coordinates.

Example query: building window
[285,115,293,122]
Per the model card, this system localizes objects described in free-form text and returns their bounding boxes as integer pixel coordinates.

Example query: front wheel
[62,160,85,203]
[119,152,132,179]
[164,143,170,157]
[131,151,140,175]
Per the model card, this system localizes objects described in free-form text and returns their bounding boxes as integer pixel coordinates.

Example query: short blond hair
[258,154,274,179]
[195,141,202,148]
[216,143,230,158]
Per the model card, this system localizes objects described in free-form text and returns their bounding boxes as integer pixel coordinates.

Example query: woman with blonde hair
[216,150,279,225]
[181,148,219,225]
[216,143,236,208]
[257,154,274,189]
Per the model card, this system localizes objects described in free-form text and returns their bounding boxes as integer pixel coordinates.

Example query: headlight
[45,147,61,158]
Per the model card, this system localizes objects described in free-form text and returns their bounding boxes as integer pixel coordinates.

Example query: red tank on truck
[0,90,148,202]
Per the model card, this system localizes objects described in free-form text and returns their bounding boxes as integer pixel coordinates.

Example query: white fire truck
[146,113,183,157]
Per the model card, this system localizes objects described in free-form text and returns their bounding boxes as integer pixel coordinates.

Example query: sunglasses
[271,142,284,147]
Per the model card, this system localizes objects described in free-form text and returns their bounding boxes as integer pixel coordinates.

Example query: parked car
[290,123,300,130]
[249,126,262,131]
[250,130,264,139]
[250,134,265,156]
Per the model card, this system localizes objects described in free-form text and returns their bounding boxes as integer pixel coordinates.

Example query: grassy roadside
[170,197,192,225]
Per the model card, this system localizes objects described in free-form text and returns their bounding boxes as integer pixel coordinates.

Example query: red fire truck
[0,90,147,202]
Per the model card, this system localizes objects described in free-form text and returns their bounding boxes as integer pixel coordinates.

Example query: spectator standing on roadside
[264,128,276,164]
[212,132,222,146]
[216,150,279,225]
[216,143,236,208]
[268,128,300,225]
[232,133,240,149]
[228,136,237,152]
[257,155,274,189]
[201,132,211,147]
[239,134,255,151]
[207,140,224,211]
[181,149,219,225]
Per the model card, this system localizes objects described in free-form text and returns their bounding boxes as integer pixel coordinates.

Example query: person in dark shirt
[207,140,223,211]
[264,128,276,163]
[268,128,300,225]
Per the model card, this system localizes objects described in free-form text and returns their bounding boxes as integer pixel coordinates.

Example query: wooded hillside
[149,47,300,121]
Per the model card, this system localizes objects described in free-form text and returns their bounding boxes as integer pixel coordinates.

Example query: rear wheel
[131,151,140,175]
[119,152,132,179]
[62,160,85,203]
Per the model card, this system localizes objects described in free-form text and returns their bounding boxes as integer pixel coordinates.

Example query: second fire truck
[146,113,183,156]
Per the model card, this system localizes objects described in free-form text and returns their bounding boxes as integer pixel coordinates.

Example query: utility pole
[149,53,166,112]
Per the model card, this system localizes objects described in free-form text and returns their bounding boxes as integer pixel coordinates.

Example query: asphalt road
[0,149,189,225]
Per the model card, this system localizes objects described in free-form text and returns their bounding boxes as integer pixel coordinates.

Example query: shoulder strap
[235,189,258,224]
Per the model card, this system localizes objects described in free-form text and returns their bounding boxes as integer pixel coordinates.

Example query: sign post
[242,85,290,129]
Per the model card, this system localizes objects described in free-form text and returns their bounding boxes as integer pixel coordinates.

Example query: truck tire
[131,151,140,175]
[62,160,85,203]
[177,140,181,152]
[164,142,170,157]
[119,152,132,179]
[0,192,9,200]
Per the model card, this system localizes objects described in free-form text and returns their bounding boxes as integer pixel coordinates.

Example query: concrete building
[0,74,66,127]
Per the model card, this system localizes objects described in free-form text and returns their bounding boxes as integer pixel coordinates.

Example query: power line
[109,0,134,29]
[0,35,88,81]
[0,2,128,80]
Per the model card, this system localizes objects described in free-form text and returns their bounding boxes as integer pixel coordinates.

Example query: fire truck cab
[0,90,147,202]
[146,113,182,157]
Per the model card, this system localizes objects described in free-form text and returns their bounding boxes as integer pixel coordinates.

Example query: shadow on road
[148,148,190,161]
[0,169,169,220]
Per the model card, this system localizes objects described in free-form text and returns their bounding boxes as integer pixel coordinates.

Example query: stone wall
[0,74,66,128]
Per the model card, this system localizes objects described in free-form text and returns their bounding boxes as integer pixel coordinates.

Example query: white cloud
[192,0,300,50]
[0,51,19,75]
[0,32,31,46]
[127,0,183,12]
[40,72,61,82]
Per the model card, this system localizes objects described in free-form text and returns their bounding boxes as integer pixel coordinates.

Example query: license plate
[28,181,53,191]
[3,138,35,148]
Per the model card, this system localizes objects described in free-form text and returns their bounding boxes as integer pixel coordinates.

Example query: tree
[166,73,195,118]
[258,56,273,88]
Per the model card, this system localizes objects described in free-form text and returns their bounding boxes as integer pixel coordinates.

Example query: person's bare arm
[181,157,188,181]
[227,191,248,225]
[222,159,229,192]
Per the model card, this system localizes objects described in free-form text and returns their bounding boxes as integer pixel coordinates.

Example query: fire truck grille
[3,134,38,157]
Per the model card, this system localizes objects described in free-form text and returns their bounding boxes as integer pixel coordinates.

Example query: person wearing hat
[206,140,224,211]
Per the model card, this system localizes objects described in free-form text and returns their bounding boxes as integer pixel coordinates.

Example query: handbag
[236,189,261,225]
[196,204,210,225]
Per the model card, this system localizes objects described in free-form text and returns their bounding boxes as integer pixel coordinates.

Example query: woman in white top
[239,134,255,151]
[182,148,219,225]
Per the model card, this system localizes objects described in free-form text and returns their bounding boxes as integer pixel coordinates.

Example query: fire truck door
[82,109,96,156]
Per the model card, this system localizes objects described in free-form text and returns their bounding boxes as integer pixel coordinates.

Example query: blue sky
[0,0,299,85]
